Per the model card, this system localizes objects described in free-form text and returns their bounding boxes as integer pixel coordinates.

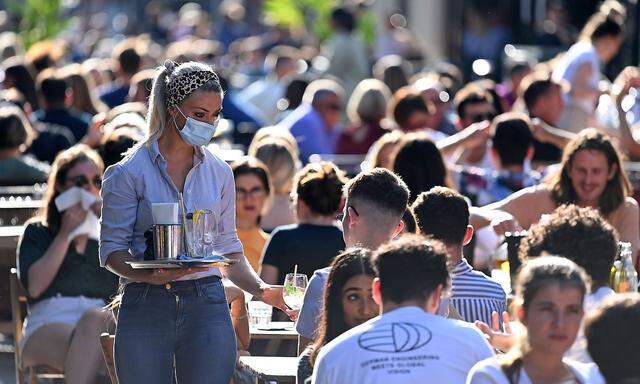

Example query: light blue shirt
[278,103,340,162]
[99,140,243,282]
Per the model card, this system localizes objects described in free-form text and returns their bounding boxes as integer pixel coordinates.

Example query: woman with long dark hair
[468,256,603,384]
[392,132,453,203]
[100,61,287,383]
[297,248,378,383]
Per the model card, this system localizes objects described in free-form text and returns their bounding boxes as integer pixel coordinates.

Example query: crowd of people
[1,0,640,383]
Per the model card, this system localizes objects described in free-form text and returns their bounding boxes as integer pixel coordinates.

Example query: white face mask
[173,107,218,147]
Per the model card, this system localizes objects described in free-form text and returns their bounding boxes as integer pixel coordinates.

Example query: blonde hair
[145,60,223,144]
[347,78,391,124]
[249,137,299,195]
[58,63,108,115]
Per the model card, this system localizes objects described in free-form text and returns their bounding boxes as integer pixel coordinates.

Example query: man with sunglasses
[278,79,345,163]
[296,168,409,351]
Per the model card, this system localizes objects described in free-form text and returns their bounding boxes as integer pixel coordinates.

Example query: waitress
[99,60,287,384]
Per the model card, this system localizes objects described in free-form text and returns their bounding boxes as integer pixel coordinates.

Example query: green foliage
[263,0,376,45]
[7,0,70,49]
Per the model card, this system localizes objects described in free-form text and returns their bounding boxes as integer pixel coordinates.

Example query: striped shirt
[450,259,507,325]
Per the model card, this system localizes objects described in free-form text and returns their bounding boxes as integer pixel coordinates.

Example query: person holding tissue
[99,60,288,384]
[17,144,119,384]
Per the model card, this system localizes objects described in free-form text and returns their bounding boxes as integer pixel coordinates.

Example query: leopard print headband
[165,70,218,107]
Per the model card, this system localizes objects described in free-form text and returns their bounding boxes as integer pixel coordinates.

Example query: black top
[17,221,119,304]
[26,122,75,164]
[33,108,91,142]
[261,223,345,285]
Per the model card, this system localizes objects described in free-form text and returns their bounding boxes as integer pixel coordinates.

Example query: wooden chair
[100,333,118,384]
[10,268,64,384]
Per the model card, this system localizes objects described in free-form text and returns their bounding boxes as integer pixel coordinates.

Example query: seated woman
[471,128,640,264]
[297,248,378,383]
[468,256,603,384]
[0,104,50,186]
[260,161,347,286]
[249,137,299,232]
[17,144,119,383]
[231,157,272,272]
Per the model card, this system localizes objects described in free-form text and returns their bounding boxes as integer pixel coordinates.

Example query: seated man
[312,235,493,384]
[412,187,506,325]
[585,294,640,384]
[296,168,409,348]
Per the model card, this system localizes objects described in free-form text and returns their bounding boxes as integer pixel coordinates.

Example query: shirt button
[165,283,172,290]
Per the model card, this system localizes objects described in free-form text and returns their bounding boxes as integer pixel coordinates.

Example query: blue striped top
[450,259,507,325]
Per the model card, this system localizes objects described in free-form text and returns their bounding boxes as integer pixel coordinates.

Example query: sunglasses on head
[470,112,496,123]
[69,174,102,189]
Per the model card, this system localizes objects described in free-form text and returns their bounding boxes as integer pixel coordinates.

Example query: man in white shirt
[312,235,494,384]
[296,168,409,348]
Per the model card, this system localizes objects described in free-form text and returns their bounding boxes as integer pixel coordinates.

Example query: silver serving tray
[126,256,236,269]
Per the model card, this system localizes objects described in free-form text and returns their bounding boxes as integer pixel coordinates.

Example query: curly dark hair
[519,204,618,287]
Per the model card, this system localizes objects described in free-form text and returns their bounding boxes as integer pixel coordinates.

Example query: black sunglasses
[69,174,102,189]
[336,205,359,221]
[470,112,496,123]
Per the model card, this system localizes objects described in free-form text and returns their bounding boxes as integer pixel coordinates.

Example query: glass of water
[284,273,308,310]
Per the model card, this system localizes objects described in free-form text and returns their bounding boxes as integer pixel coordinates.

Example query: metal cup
[153,224,183,260]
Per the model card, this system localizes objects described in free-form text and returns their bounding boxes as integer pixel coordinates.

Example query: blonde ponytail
[144,60,175,145]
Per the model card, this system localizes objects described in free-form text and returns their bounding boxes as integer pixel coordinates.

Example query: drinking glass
[283,273,308,310]
[247,301,272,326]
[185,209,217,259]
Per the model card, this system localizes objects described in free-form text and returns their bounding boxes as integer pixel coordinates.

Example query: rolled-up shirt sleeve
[99,164,139,266]
[213,165,244,256]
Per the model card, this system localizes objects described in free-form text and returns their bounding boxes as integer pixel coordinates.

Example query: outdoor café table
[238,356,297,384]
[249,321,298,356]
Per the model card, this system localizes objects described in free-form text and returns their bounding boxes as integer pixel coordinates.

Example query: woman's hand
[59,203,88,238]
[256,285,297,319]
[142,267,209,285]
[475,311,515,352]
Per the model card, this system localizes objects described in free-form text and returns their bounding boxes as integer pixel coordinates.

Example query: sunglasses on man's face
[68,174,102,189]
[470,112,496,123]
[324,103,343,111]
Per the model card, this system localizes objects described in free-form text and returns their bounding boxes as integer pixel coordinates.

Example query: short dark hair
[345,168,409,217]
[294,161,348,216]
[391,91,429,129]
[581,12,624,41]
[520,71,559,110]
[402,206,417,234]
[0,105,31,150]
[454,84,493,120]
[585,294,640,384]
[412,187,469,245]
[519,204,618,286]
[37,69,67,105]
[331,7,356,32]
[372,234,449,304]
[117,47,141,76]
[492,112,533,167]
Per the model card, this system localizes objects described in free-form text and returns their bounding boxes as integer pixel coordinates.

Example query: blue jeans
[114,276,236,384]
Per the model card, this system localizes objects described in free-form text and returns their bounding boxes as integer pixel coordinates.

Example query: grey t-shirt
[0,156,50,186]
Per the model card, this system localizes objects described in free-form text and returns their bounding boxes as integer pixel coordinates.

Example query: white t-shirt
[467,356,604,384]
[552,40,601,113]
[565,286,616,363]
[312,306,494,384]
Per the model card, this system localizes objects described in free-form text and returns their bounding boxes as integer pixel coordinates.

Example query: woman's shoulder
[468,357,510,384]
[564,359,605,383]
[20,220,52,244]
